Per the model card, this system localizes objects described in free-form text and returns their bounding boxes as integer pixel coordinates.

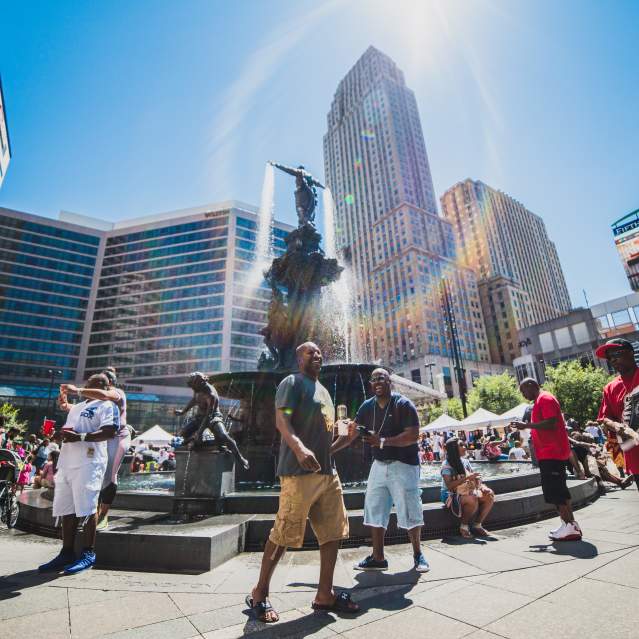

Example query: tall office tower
[0,75,11,188]
[324,47,493,393]
[611,208,639,292]
[0,207,102,384]
[441,179,571,365]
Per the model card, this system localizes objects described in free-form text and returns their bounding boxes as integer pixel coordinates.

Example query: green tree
[0,403,27,432]
[427,397,465,422]
[467,372,521,414]
[543,361,612,425]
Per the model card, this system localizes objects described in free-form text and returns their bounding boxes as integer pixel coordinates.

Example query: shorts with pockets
[52,462,106,518]
[539,458,571,505]
[269,473,349,548]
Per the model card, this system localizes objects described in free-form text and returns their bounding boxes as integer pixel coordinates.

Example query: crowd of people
[1,334,638,619]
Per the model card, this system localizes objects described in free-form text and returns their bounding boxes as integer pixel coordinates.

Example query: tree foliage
[543,361,613,425]
[427,397,465,422]
[0,403,27,432]
[467,372,521,415]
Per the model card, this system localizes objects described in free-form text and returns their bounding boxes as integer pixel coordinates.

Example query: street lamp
[424,361,436,388]
[46,369,62,417]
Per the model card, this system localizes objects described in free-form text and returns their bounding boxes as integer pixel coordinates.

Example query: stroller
[0,448,21,528]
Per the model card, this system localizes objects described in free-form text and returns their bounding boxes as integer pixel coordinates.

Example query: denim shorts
[364,459,423,530]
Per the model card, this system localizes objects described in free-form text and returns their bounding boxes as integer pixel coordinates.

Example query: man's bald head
[296,342,322,379]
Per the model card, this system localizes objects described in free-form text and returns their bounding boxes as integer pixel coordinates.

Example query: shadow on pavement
[528,541,598,559]
[0,569,62,601]
[241,606,337,639]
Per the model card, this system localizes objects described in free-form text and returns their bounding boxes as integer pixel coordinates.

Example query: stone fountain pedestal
[173,449,235,517]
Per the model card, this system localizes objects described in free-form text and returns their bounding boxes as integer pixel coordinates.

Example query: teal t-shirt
[275,373,335,476]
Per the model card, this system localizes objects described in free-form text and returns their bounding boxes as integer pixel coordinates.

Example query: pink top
[18,462,32,485]
[40,461,56,484]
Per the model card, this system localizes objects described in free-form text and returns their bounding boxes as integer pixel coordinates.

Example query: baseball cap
[595,338,634,359]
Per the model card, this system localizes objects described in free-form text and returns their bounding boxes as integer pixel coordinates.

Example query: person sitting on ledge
[441,437,495,538]
[175,372,249,470]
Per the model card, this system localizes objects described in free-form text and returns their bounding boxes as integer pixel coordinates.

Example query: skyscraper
[611,208,639,292]
[324,47,494,393]
[441,179,571,364]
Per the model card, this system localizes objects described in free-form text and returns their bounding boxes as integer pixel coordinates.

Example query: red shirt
[598,367,639,474]
[531,390,570,461]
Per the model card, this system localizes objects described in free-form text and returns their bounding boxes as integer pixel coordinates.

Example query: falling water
[246,163,275,292]
[322,188,353,363]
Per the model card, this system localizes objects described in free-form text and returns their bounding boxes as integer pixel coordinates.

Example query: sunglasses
[370,376,389,383]
[607,349,630,359]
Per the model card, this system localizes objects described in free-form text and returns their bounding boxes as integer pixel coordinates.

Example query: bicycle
[0,448,21,529]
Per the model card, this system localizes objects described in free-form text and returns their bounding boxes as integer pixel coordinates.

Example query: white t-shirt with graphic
[58,400,120,471]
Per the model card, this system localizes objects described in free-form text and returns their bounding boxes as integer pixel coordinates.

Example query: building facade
[323,47,500,396]
[612,209,639,292]
[0,75,10,188]
[441,179,571,365]
[0,203,291,429]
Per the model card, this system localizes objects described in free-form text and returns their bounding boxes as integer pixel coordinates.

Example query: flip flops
[245,595,279,623]
[311,591,360,613]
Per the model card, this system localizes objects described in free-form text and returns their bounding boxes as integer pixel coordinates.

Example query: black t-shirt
[355,393,420,465]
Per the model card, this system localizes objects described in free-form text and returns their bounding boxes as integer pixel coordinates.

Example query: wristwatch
[79,433,87,441]
[379,438,386,449]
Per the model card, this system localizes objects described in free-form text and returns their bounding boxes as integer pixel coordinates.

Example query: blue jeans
[364,459,423,530]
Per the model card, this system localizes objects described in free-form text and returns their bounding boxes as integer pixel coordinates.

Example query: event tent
[420,413,462,433]
[499,403,531,421]
[458,407,512,431]
[131,425,173,447]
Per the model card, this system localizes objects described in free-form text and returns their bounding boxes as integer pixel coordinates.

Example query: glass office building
[0,202,292,429]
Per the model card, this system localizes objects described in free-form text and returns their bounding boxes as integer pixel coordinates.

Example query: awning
[458,408,513,431]
[420,413,462,433]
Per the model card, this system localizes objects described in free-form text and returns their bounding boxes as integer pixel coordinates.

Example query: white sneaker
[551,521,582,542]
[548,521,564,539]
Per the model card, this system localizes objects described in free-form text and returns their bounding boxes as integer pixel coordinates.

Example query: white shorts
[52,463,106,518]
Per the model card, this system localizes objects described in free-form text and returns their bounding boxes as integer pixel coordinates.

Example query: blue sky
[0,0,637,306]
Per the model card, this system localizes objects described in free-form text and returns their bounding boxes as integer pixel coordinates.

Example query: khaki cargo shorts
[269,473,349,548]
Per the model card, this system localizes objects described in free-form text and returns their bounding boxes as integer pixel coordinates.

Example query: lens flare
[361,129,375,140]
[344,193,355,204]
[354,158,363,170]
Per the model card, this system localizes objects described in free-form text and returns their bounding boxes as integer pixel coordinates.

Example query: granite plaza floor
[1,487,639,639]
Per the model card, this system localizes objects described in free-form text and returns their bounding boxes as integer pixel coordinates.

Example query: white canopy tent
[458,407,513,432]
[420,413,462,433]
[389,374,446,403]
[499,403,531,421]
[131,425,174,447]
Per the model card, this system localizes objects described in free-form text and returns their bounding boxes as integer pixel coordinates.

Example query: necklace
[373,396,393,435]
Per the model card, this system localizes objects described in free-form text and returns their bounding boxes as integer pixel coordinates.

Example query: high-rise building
[324,47,498,394]
[0,75,12,188]
[441,179,571,364]
[611,208,639,292]
[0,203,291,429]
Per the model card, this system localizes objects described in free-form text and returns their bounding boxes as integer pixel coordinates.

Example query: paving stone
[340,606,475,638]
[584,548,639,589]
[0,585,68,620]
[2,607,71,639]
[168,591,241,615]
[69,591,182,639]
[200,608,322,638]
[101,616,200,639]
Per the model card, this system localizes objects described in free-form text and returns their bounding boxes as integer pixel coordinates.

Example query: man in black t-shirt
[350,368,429,573]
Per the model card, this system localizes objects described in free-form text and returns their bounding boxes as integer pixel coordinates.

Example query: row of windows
[98,258,227,286]
[1,262,93,289]
[91,307,225,332]
[0,236,97,266]
[88,320,225,344]
[100,248,227,278]
[8,250,95,278]
[0,350,78,368]
[95,282,225,309]
[0,274,91,299]
[1,299,86,321]
[106,217,227,247]
[97,269,226,298]
[103,226,228,258]
[232,308,266,323]
[92,294,225,323]
[230,333,263,347]
[86,359,222,380]
[235,227,288,250]
[2,286,88,310]
[0,323,82,344]
[102,238,228,269]
[0,311,83,332]
[0,225,100,257]
[231,320,263,334]
[1,363,76,380]
[86,345,222,369]
[0,215,100,247]
[0,337,80,356]
[87,332,223,357]
[230,346,261,360]
[236,217,291,238]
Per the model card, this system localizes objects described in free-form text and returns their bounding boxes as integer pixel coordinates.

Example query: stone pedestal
[173,449,235,516]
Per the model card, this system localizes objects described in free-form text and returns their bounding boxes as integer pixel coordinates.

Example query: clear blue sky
[1,0,637,306]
